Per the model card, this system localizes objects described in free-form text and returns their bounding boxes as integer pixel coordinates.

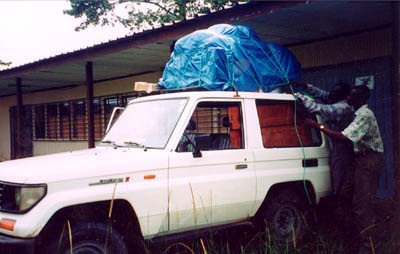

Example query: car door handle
[235,164,248,170]
[302,158,318,167]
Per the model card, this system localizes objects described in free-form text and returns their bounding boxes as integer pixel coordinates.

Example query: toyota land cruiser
[0,91,330,253]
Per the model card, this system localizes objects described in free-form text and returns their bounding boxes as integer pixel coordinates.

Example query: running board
[148,220,254,245]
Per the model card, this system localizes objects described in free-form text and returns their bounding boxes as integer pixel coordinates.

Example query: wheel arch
[35,199,144,253]
[254,180,316,220]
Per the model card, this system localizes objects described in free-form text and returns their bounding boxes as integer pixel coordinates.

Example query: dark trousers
[329,141,354,227]
[330,141,354,195]
[352,151,384,253]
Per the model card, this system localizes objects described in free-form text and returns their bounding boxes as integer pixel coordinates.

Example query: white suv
[0,91,330,254]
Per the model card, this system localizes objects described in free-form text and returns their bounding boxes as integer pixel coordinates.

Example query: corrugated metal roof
[0,1,392,97]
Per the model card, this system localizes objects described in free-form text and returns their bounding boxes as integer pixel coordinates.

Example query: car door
[250,98,330,212]
[168,99,256,233]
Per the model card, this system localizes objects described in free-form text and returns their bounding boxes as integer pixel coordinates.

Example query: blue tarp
[159,24,301,92]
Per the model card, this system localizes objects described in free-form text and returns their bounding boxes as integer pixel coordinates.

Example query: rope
[263,43,313,205]
[289,84,313,205]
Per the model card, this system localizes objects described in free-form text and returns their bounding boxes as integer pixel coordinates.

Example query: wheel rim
[69,242,106,254]
[273,205,301,239]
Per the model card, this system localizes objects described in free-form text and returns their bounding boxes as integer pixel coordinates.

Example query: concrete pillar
[86,62,95,148]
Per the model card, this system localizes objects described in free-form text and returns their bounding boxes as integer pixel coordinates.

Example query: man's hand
[281,85,292,94]
[305,118,350,143]
[290,81,308,88]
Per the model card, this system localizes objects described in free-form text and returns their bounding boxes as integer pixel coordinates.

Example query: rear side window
[256,99,321,148]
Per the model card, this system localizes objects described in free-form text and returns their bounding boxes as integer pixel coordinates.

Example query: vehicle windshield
[102,98,188,149]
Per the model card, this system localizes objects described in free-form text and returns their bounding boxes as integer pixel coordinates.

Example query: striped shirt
[296,84,355,195]
[295,92,354,132]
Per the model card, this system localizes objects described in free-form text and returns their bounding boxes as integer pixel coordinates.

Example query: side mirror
[186,120,196,131]
[182,134,202,158]
[192,146,202,158]
[222,116,231,128]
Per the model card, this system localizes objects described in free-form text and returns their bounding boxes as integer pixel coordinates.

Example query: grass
[151,221,397,254]
[58,182,397,254]
[150,197,398,254]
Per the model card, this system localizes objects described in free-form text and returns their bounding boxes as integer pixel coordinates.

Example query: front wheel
[49,222,128,254]
[263,189,312,246]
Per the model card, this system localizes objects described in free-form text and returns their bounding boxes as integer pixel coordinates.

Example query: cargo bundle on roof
[159,24,301,92]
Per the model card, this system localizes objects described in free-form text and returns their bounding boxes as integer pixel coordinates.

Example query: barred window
[59,102,71,139]
[73,101,86,140]
[47,104,58,139]
[104,97,119,131]
[94,99,102,140]
[31,92,138,141]
[34,105,45,139]
[121,95,137,106]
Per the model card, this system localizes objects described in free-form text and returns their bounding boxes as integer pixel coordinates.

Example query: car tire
[263,188,312,247]
[48,222,128,254]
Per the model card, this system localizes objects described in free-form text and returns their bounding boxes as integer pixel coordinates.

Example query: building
[0,1,398,197]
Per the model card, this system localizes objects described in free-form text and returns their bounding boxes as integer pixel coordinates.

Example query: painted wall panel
[33,141,87,157]
[291,28,391,68]
[0,96,14,161]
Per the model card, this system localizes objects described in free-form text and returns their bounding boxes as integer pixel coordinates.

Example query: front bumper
[0,233,34,254]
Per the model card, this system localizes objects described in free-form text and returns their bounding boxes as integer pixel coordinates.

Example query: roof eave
[0,1,305,80]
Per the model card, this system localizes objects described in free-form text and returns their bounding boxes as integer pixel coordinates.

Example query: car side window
[255,99,322,148]
[176,101,244,152]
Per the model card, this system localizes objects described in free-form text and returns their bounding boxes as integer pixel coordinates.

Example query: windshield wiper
[123,141,148,151]
[100,140,122,149]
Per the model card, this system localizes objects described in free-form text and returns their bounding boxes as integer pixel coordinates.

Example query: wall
[289,28,393,197]
[290,28,391,68]
[33,141,87,156]
[302,57,394,197]
[0,71,162,160]
[0,96,15,161]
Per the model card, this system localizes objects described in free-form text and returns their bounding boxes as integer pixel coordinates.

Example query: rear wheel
[263,189,312,246]
[48,222,128,254]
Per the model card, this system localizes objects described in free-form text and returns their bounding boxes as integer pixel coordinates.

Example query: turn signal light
[144,174,156,180]
[0,218,16,231]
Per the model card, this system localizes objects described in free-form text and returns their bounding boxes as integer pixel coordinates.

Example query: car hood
[0,147,168,184]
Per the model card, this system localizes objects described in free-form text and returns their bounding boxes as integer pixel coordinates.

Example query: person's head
[347,85,370,108]
[327,82,351,103]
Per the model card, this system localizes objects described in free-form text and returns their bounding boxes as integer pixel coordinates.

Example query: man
[306,85,384,254]
[295,81,352,105]
[292,82,354,206]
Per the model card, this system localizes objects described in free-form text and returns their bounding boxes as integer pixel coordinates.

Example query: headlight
[0,182,47,213]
